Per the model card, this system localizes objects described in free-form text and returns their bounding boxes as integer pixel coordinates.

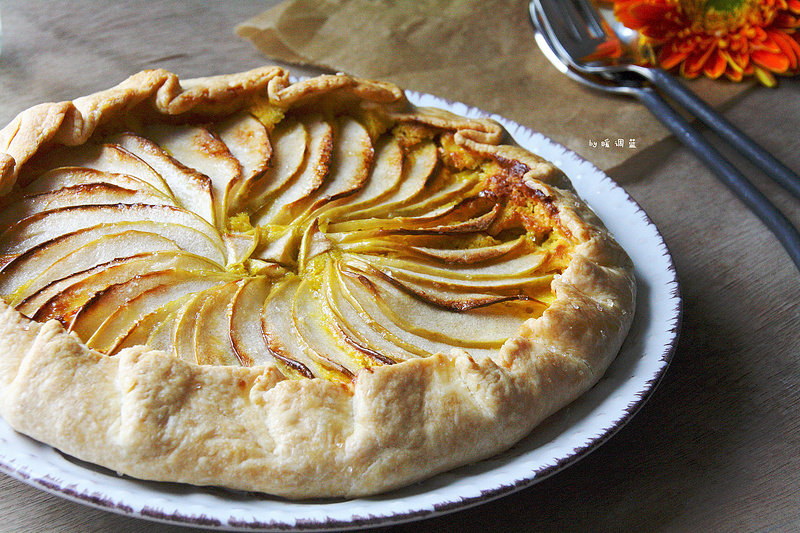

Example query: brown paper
[236,0,751,171]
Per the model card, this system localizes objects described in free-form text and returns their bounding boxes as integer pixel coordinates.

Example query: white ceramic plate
[0,93,681,531]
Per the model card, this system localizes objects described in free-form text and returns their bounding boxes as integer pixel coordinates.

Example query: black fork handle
[636,86,800,271]
[644,68,800,200]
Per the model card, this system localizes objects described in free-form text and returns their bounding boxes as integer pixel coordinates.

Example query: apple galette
[0,67,635,498]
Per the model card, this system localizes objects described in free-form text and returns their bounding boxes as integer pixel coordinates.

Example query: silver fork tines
[531,0,800,272]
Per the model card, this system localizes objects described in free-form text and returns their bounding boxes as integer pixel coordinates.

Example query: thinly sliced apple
[260,276,331,380]
[357,247,550,281]
[142,123,241,229]
[172,287,214,364]
[222,231,259,265]
[390,234,530,265]
[342,255,521,311]
[317,136,403,225]
[327,194,496,236]
[214,113,272,215]
[341,261,526,349]
[291,277,362,376]
[250,115,333,227]
[368,268,525,312]
[327,203,501,246]
[16,252,155,318]
[233,118,307,214]
[333,141,436,222]
[21,167,167,197]
[381,175,483,219]
[109,133,216,226]
[145,306,184,355]
[271,117,373,225]
[332,260,464,358]
[229,277,271,367]
[252,225,300,266]
[1,218,225,303]
[0,204,225,260]
[69,269,183,340]
[192,280,242,366]
[337,234,530,267]
[335,262,507,358]
[19,143,172,196]
[323,263,420,362]
[318,262,404,364]
[0,183,174,230]
[296,219,333,269]
[31,250,221,323]
[109,293,194,355]
[1,230,180,304]
[73,270,232,348]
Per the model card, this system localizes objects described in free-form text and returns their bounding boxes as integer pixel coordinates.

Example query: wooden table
[1,2,799,531]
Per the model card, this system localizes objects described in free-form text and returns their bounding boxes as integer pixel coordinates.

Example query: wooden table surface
[1,1,799,531]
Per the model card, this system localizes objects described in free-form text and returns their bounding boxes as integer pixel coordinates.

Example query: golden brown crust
[0,67,635,498]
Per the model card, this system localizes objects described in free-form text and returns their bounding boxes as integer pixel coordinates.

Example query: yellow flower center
[680,0,779,34]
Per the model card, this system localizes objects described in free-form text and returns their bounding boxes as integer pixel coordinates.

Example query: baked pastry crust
[0,67,635,498]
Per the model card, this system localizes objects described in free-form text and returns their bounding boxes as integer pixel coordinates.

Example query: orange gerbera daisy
[610,0,800,86]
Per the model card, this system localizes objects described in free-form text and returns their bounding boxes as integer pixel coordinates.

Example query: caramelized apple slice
[333,261,466,357]
[360,248,551,282]
[145,306,184,354]
[329,200,501,244]
[192,280,242,366]
[172,286,216,364]
[0,183,174,230]
[19,143,172,196]
[214,113,272,217]
[233,118,307,214]
[30,250,221,323]
[20,167,168,198]
[16,252,157,318]
[109,133,216,226]
[261,276,333,380]
[251,115,333,227]
[143,124,241,228]
[0,204,225,260]
[86,272,234,354]
[273,117,374,225]
[321,261,418,362]
[381,175,483,219]
[229,276,272,366]
[343,255,524,310]
[84,269,233,348]
[291,276,361,377]
[388,234,530,265]
[343,261,526,348]
[0,217,225,303]
[333,141,437,222]
[317,136,403,225]
[1,230,180,304]
[109,293,194,354]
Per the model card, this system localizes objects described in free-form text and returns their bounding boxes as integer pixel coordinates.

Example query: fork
[531,0,800,272]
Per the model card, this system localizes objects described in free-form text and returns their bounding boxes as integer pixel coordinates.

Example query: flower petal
[724,68,744,82]
[771,31,800,70]
[719,50,744,73]
[754,66,777,87]
[684,43,718,77]
[704,50,728,78]
[658,47,689,70]
[751,49,791,72]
